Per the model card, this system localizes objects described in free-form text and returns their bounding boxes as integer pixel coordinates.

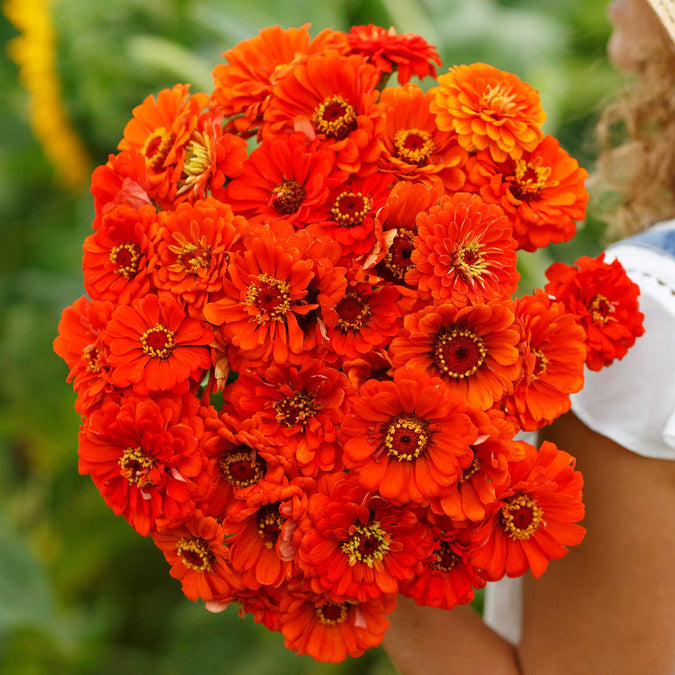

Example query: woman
[383,1,675,673]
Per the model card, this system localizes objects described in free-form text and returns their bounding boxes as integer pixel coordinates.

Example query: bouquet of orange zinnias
[54,24,645,663]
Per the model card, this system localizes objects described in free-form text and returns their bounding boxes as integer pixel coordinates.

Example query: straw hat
[647,0,675,42]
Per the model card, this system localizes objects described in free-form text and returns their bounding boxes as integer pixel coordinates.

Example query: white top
[484,221,675,645]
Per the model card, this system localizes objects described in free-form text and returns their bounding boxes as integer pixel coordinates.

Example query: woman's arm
[519,411,675,675]
[384,411,675,674]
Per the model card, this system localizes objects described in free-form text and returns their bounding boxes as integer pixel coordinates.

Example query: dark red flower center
[220,447,266,487]
[336,291,372,332]
[140,324,176,359]
[500,493,543,540]
[433,327,487,379]
[119,446,157,487]
[174,240,212,273]
[110,243,141,279]
[274,391,317,428]
[315,602,349,625]
[331,191,373,227]
[378,228,416,282]
[383,413,430,462]
[269,179,306,215]
[430,540,460,573]
[256,503,284,548]
[510,158,551,202]
[176,536,214,572]
[393,128,434,166]
[312,95,358,140]
[459,455,481,483]
[341,521,390,566]
[245,274,292,321]
[588,294,615,324]
[142,127,176,171]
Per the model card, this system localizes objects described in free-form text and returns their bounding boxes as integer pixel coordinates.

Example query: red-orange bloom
[545,254,645,371]
[390,300,522,410]
[118,84,210,205]
[400,523,485,609]
[225,360,352,477]
[278,588,396,663]
[297,473,433,602]
[224,132,340,227]
[471,440,586,580]
[378,84,467,190]
[264,52,385,176]
[429,408,520,522]
[152,513,242,601]
[212,24,348,137]
[346,24,441,84]
[153,197,246,317]
[430,63,545,163]
[78,392,212,536]
[465,135,589,251]
[408,192,519,303]
[340,368,475,504]
[53,296,116,415]
[82,204,158,305]
[105,293,213,394]
[202,227,320,366]
[503,290,587,431]
[323,272,402,361]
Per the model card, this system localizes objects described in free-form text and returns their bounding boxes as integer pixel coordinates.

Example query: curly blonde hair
[592,43,675,239]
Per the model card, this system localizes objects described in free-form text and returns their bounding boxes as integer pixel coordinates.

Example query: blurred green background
[0,1,619,673]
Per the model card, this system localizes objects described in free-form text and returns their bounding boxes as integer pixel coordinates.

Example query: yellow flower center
[511,158,554,201]
[336,291,372,332]
[274,392,317,428]
[500,493,543,540]
[312,95,357,140]
[169,235,212,274]
[256,503,284,549]
[178,130,212,194]
[433,327,487,379]
[142,127,176,171]
[176,537,214,572]
[480,82,519,118]
[119,446,156,487]
[140,324,176,359]
[452,241,487,280]
[110,243,141,279]
[269,179,306,215]
[342,521,390,567]
[393,128,434,166]
[219,448,266,488]
[430,541,460,573]
[530,348,549,382]
[245,274,292,323]
[331,191,372,228]
[383,414,430,462]
[380,228,416,282]
[588,294,615,324]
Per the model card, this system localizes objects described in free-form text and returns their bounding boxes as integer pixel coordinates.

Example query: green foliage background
[0,1,620,672]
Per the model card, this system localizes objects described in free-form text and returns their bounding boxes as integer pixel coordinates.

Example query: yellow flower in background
[4,0,91,191]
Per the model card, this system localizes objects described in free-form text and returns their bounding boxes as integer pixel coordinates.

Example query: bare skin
[384,412,675,674]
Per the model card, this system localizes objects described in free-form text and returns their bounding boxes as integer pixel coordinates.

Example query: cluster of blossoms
[54,24,645,663]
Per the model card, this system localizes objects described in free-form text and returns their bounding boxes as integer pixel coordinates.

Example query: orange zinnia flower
[82,203,158,305]
[407,192,519,304]
[503,290,587,431]
[224,132,340,227]
[225,360,352,477]
[53,296,116,415]
[202,227,320,366]
[264,52,385,176]
[346,24,441,84]
[153,197,246,317]
[323,271,402,362]
[430,63,545,163]
[545,254,645,371]
[390,300,522,410]
[465,135,589,251]
[118,84,210,205]
[105,293,213,394]
[340,368,475,504]
[152,513,243,602]
[212,24,348,137]
[378,84,467,190]
[429,408,520,522]
[470,440,586,580]
[278,587,396,663]
[297,473,433,602]
[400,522,485,610]
[78,392,212,536]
